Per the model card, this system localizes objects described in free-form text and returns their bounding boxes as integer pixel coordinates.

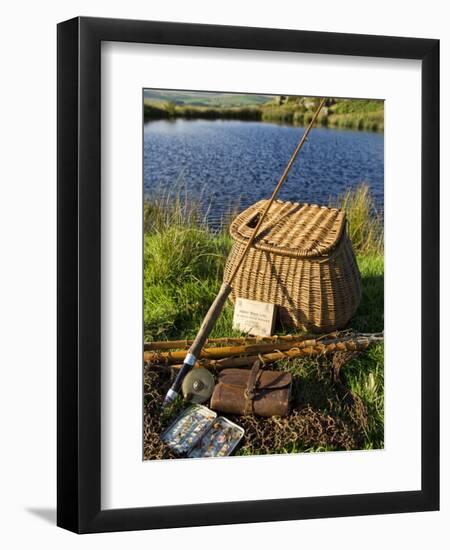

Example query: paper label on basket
[232,297,276,337]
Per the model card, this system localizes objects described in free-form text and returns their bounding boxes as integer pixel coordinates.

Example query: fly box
[161,404,244,458]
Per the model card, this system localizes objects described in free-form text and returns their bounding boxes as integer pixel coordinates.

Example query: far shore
[143,97,384,132]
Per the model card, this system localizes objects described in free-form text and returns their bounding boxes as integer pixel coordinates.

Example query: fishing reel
[181,368,215,404]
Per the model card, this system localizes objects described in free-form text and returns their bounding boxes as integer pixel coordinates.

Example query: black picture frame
[57,16,439,533]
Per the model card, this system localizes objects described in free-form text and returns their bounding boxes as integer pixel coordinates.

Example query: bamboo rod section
[144,333,316,351]
[144,338,323,364]
[145,333,383,370]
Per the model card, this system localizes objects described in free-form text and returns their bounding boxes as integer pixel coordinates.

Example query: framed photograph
[57,17,439,533]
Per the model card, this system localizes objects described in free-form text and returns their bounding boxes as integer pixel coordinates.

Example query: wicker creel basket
[223,199,362,332]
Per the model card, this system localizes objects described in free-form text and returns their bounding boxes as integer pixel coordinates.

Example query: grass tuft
[335,183,384,256]
[144,193,233,340]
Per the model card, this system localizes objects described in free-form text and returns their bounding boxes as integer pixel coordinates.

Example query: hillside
[143,90,272,107]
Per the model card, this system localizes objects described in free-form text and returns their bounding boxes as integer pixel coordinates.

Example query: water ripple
[144,119,384,229]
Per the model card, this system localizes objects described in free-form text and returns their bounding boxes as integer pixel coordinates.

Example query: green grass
[144,227,234,339]
[330,99,383,114]
[144,99,262,121]
[286,96,383,131]
[335,183,384,256]
[327,111,384,132]
[260,98,384,131]
[143,102,172,120]
[144,96,384,132]
[144,183,384,454]
[143,192,235,340]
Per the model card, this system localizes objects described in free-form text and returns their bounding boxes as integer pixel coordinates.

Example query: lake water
[143,119,384,227]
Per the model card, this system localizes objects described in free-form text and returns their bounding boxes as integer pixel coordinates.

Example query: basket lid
[229,199,346,258]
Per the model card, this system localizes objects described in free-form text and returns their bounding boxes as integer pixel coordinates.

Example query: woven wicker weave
[224,199,362,332]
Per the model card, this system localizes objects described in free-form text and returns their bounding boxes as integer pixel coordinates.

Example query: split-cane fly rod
[162,98,327,407]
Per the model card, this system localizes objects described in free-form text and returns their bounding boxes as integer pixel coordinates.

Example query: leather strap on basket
[244,360,262,415]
